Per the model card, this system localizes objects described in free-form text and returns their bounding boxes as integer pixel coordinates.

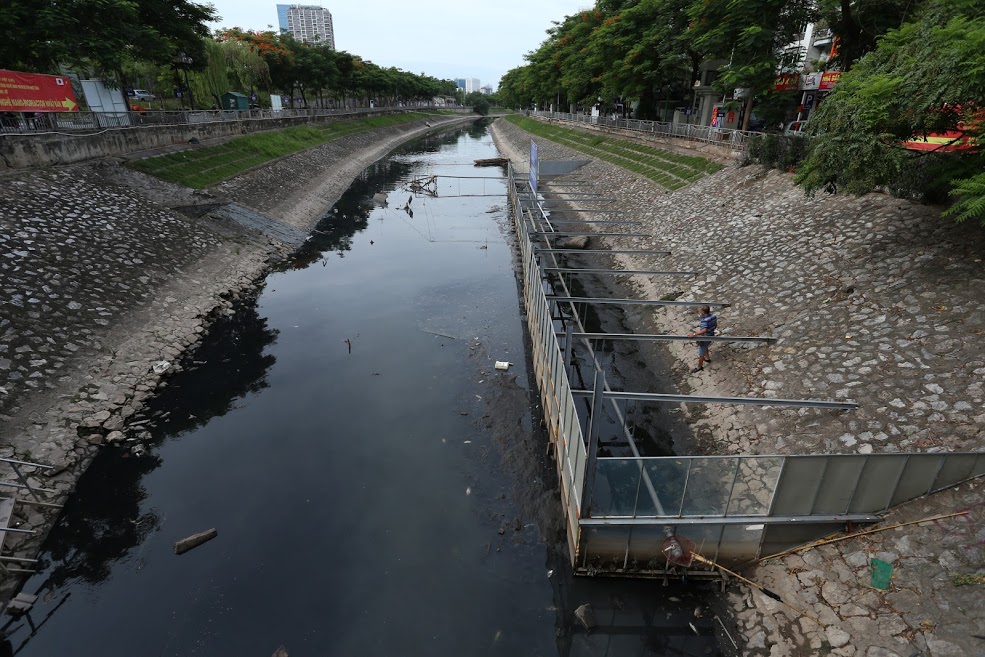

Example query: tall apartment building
[454,78,481,94]
[276,4,336,48]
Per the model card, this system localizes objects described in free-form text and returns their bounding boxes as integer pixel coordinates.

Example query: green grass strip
[505,115,722,191]
[132,112,431,189]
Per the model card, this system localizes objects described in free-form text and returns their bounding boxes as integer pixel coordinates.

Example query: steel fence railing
[530,110,764,154]
[507,163,587,560]
[0,105,474,136]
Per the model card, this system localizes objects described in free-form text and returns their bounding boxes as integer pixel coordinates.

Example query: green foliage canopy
[795,0,985,222]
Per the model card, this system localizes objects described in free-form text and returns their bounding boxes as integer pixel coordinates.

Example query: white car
[130,89,155,102]
[784,120,808,136]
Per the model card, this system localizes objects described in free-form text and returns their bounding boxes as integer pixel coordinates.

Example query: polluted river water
[5,121,724,657]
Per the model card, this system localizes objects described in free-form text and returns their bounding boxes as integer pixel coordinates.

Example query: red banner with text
[0,70,79,112]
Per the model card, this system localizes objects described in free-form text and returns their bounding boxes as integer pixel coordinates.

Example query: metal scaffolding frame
[507,160,985,578]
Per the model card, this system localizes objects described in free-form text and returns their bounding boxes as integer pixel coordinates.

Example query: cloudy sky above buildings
[207,0,590,89]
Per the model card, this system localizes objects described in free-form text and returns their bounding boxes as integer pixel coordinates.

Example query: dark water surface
[6,122,722,657]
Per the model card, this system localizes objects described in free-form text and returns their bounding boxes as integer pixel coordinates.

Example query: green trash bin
[221,92,249,111]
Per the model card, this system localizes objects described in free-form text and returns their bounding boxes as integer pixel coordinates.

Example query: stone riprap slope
[215,116,470,231]
[492,117,985,657]
[0,168,221,413]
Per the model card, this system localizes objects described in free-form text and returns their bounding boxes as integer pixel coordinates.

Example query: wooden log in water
[174,528,218,555]
[474,158,509,167]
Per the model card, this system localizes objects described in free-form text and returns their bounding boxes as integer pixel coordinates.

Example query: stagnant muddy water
[6,122,723,656]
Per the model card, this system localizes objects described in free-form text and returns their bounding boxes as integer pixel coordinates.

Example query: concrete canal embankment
[0,113,473,598]
[491,117,985,657]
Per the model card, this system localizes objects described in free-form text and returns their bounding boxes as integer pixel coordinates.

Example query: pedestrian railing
[530,110,764,155]
[0,105,474,136]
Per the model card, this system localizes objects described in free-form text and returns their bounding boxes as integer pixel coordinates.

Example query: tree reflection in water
[29,292,278,593]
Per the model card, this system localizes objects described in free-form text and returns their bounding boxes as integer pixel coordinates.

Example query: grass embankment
[505,115,722,191]
[132,112,431,189]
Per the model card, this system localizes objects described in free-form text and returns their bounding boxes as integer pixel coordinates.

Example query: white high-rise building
[464,78,481,94]
[277,4,336,48]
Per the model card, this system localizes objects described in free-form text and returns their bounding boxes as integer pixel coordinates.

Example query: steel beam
[535,249,671,256]
[544,268,696,276]
[0,457,53,470]
[565,332,776,343]
[544,220,642,224]
[541,197,615,202]
[533,231,649,237]
[537,209,615,214]
[578,513,880,526]
[547,296,730,308]
[569,389,857,410]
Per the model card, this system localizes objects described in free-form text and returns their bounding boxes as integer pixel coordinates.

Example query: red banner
[0,70,79,112]
[819,71,842,91]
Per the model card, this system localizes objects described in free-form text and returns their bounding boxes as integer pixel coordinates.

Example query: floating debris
[474,158,509,167]
[174,528,218,555]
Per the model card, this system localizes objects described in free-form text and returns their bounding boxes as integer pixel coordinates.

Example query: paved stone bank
[0,114,472,600]
[492,117,985,657]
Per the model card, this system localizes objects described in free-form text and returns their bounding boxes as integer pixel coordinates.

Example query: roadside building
[276,4,336,48]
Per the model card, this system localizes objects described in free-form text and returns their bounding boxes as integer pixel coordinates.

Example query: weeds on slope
[132,113,430,189]
[505,115,722,191]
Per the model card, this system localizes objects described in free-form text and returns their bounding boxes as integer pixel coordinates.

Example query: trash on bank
[870,558,894,590]
[152,361,171,374]
[494,361,511,371]
[174,528,218,555]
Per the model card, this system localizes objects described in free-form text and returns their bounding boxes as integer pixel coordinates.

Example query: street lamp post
[174,53,194,110]
[690,79,701,125]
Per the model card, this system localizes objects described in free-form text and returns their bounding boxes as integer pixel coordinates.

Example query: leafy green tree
[816,0,915,71]
[687,0,818,130]
[587,0,698,119]
[465,91,490,115]
[795,0,985,223]
[0,0,216,90]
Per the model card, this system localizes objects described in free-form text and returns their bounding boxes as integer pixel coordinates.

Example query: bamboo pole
[757,511,970,563]
[689,553,821,625]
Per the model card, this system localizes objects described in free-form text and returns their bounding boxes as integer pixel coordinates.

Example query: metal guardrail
[0,106,474,136]
[507,165,588,563]
[530,110,764,154]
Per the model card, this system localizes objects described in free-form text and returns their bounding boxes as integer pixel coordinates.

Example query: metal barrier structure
[506,161,985,578]
[0,106,474,135]
[529,110,763,155]
[0,457,62,577]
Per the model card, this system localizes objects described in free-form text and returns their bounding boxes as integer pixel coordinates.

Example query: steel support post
[580,369,607,518]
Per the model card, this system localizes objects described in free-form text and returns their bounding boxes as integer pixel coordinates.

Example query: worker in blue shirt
[688,305,717,373]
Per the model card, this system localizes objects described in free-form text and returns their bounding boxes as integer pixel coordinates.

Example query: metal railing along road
[530,110,764,154]
[0,106,474,136]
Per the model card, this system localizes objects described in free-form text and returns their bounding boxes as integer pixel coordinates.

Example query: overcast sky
[206,1,589,89]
